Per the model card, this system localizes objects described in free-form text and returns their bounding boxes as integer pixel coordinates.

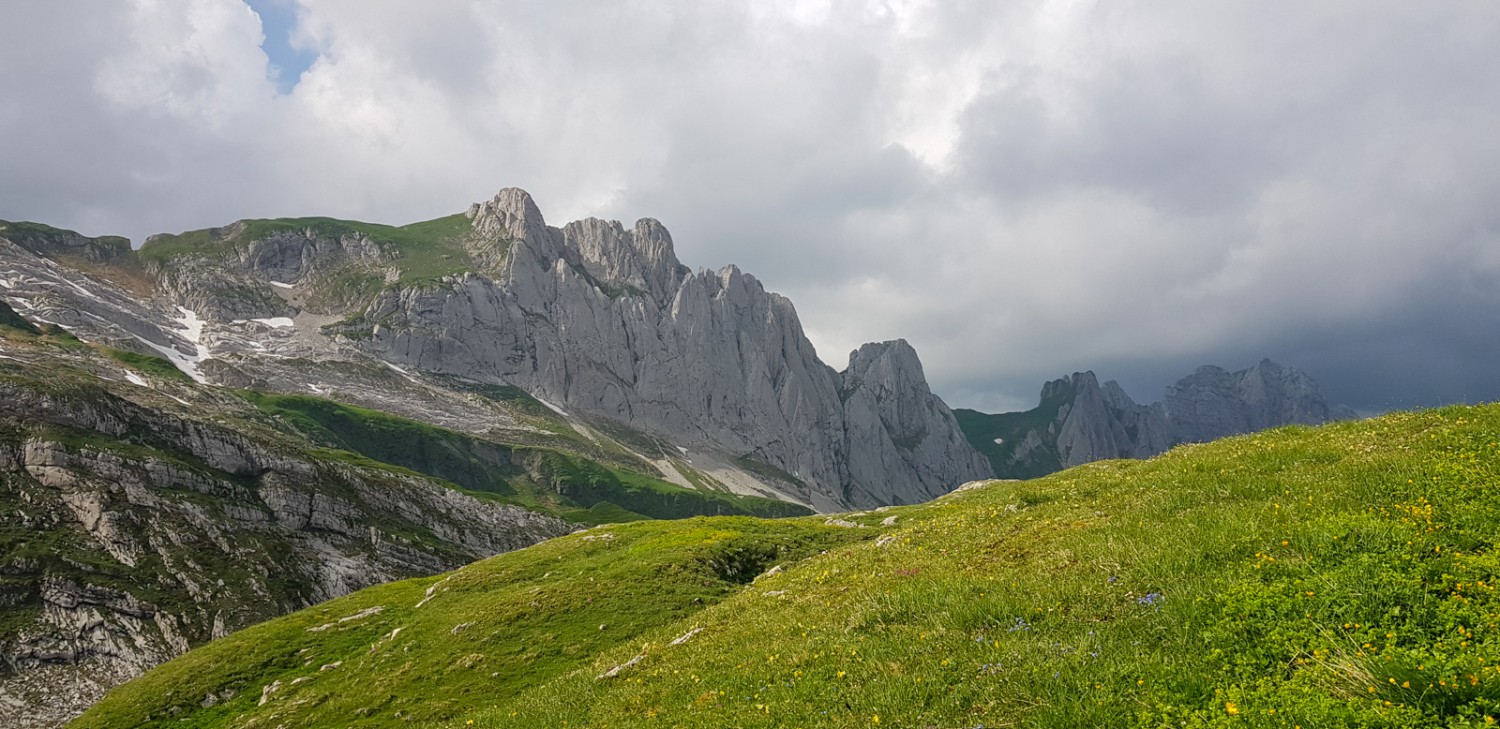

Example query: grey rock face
[0,372,570,728]
[1164,359,1357,444]
[969,361,1353,479]
[840,341,993,505]
[1048,372,1172,468]
[344,189,987,509]
[4,189,986,510]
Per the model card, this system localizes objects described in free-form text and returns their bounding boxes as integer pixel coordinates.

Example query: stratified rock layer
[0,373,569,728]
[337,189,989,510]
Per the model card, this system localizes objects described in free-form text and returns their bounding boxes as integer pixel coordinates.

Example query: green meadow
[77,404,1500,728]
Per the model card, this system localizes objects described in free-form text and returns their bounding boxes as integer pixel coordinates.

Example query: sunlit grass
[78,405,1500,728]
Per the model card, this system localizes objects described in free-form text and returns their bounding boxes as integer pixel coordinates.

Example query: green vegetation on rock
[102,347,191,382]
[240,391,811,523]
[0,300,38,334]
[0,220,131,260]
[79,404,1500,728]
[956,386,1072,478]
[137,213,480,288]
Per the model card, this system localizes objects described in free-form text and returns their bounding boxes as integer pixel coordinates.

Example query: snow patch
[677,446,689,455]
[62,278,103,302]
[136,307,211,384]
[268,281,295,289]
[252,317,295,328]
[0,278,10,289]
[383,361,419,382]
[123,371,148,387]
[535,397,570,417]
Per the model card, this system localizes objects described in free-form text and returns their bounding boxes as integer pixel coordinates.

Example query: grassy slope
[137,214,479,287]
[0,300,39,334]
[240,391,811,522]
[73,518,867,728]
[78,404,1500,728]
[955,391,1069,478]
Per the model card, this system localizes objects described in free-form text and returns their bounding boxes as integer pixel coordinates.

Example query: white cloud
[1,0,1498,410]
[96,0,273,124]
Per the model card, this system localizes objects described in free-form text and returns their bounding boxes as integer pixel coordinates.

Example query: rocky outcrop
[4,190,987,510]
[1048,373,1172,468]
[338,189,987,509]
[840,341,992,505]
[961,361,1354,479]
[1164,359,1359,444]
[0,220,130,263]
[0,373,570,728]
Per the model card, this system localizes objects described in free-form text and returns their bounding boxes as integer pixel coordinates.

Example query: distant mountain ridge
[957,359,1357,479]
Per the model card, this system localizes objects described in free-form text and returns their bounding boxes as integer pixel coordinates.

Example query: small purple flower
[1138,592,1164,608]
[1007,617,1032,632]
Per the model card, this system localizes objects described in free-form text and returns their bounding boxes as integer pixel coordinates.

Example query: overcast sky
[2,0,1497,413]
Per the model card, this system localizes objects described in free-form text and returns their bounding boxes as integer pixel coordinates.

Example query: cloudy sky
[2,0,1497,413]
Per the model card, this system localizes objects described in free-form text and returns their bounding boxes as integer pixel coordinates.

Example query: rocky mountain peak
[1039,371,1100,404]
[847,339,922,378]
[1164,358,1349,443]
[467,187,545,235]
[960,359,1353,481]
[1,188,987,512]
[1037,371,1170,468]
[839,338,991,506]
[559,216,687,302]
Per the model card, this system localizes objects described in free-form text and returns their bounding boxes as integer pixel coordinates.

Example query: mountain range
[0,188,1362,726]
[955,359,1358,479]
[0,189,988,725]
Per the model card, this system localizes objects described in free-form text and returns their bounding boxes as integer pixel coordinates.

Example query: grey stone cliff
[1164,359,1360,444]
[1049,372,1172,468]
[3,194,989,512]
[0,370,570,728]
[840,340,992,505]
[330,189,988,510]
[965,361,1354,479]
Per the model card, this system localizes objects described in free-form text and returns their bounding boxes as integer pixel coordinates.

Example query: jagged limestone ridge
[2,190,989,510]
[960,360,1354,479]
[254,188,989,509]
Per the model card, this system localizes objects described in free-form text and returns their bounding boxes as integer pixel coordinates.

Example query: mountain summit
[957,360,1356,479]
[2,189,987,511]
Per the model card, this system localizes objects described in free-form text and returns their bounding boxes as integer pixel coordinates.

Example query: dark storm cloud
[1,0,1498,412]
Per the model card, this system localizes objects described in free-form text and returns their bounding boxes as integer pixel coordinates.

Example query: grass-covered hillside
[955,399,1069,479]
[238,391,810,523]
[137,214,477,282]
[77,404,1500,728]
